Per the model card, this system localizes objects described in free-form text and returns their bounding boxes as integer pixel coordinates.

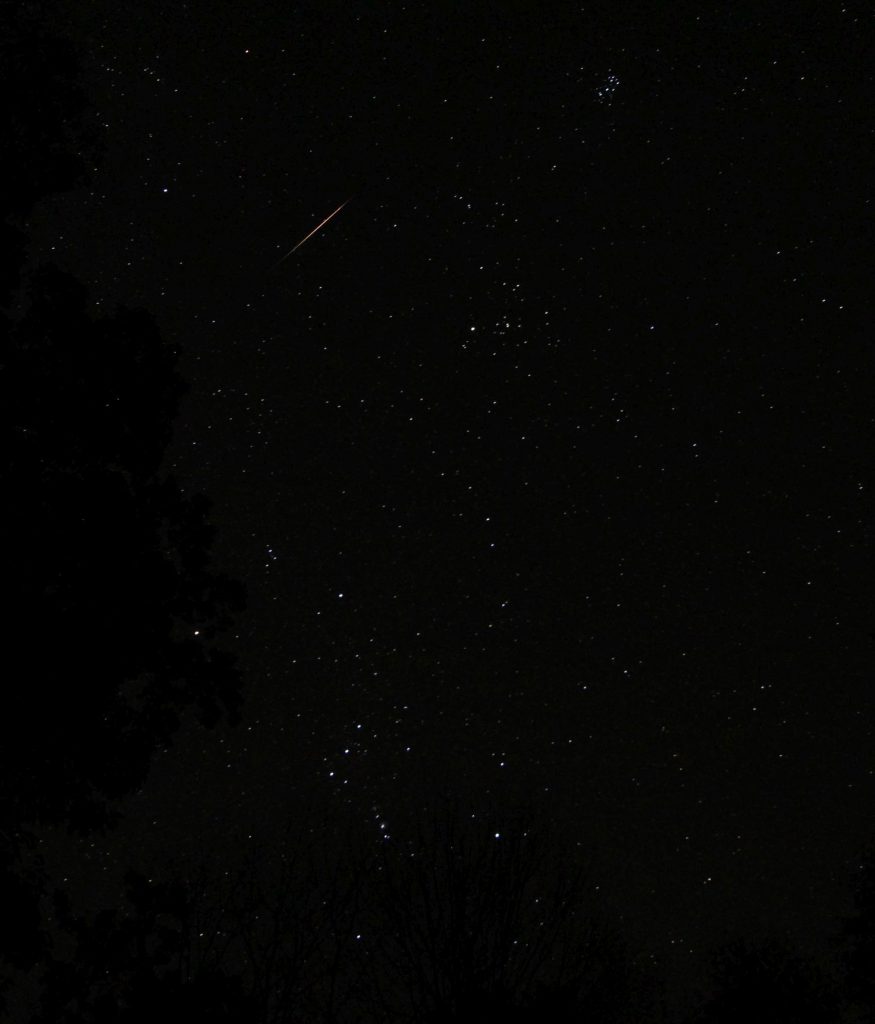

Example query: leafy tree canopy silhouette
[2,264,245,833]
[0,0,102,305]
[690,935,840,1024]
[840,847,875,1020]
[33,870,256,1024]
[0,0,244,996]
[0,0,98,216]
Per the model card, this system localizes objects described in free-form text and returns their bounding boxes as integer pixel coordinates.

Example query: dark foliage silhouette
[0,1,244,1005]
[2,0,243,839]
[0,1,98,218]
[2,264,244,834]
[339,794,645,1023]
[33,870,256,1024]
[840,849,875,1023]
[0,0,101,306]
[31,809,374,1024]
[689,936,840,1024]
[32,798,647,1023]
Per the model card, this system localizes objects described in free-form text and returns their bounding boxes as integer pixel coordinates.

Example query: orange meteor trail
[272,197,351,267]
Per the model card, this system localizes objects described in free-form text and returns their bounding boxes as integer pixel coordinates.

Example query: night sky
[23,0,873,1010]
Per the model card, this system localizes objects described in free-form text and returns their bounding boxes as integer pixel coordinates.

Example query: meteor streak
[272,197,351,268]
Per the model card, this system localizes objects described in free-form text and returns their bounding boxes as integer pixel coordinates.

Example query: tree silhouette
[350,793,641,1024]
[31,797,652,1024]
[840,848,875,1023]
[31,807,376,1024]
[0,265,244,1001]
[689,935,840,1024]
[0,282,249,998]
[33,868,257,1024]
[2,265,244,834]
[0,1,244,1004]
[0,1,98,216]
[0,0,100,305]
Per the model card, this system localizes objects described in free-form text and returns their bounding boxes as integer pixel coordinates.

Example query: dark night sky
[26,0,873,1002]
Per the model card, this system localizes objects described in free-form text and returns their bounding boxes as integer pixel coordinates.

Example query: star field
[26,0,873,1008]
